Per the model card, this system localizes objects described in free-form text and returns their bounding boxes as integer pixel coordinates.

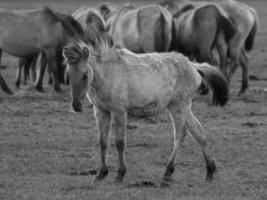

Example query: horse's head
[63,43,92,112]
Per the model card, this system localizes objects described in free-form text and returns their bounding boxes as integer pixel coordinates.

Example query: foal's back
[95,49,200,116]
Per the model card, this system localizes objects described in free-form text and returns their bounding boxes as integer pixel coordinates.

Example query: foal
[63,37,228,184]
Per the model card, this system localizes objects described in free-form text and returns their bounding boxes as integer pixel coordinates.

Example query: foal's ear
[62,44,82,64]
[82,46,90,59]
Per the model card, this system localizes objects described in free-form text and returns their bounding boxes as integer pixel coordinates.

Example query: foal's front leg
[94,106,111,180]
[111,111,127,182]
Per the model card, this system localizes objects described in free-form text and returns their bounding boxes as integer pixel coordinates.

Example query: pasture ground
[0,0,266,199]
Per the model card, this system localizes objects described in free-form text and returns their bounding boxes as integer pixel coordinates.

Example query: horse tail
[215,6,236,43]
[196,63,229,106]
[245,9,259,51]
[154,6,172,52]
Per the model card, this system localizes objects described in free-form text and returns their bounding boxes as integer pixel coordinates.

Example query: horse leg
[111,110,127,182]
[47,65,53,85]
[215,32,228,78]
[23,56,33,85]
[0,72,13,95]
[186,110,216,180]
[94,106,111,181]
[35,52,47,92]
[162,106,187,183]
[227,36,243,87]
[238,48,249,95]
[15,58,24,88]
[198,45,216,66]
[30,54,38,82]
[46,50,61,92]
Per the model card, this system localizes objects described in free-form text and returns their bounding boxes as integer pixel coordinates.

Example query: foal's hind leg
[111,111,127,182]
[239,48,249,95]
[94,106,111,181]
[186,110,216,180]
[162,105,188,182]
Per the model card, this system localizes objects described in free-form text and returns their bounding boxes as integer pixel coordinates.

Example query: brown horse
[0,7,85,94]
[215,0,259,94]
[107,4,172,53]
[63,34,228,184]
[171,4,235,70]
[160,0,259,94]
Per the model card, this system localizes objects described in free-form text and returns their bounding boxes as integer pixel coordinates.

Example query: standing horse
[160,0,259,94]
[0,7,85,94]
[215,0,259,94]
[171,4,236,68]
[63,35,229,184]
[107,4,172,53]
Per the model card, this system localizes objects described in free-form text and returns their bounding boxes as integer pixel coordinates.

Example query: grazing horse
[0,7,85,94]
[171,4,235,68]
[63,35,229,184]
[107,4,172,53]
[215,0,259,94]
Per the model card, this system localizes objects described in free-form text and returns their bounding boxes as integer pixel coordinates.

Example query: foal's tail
[196,63,229,106]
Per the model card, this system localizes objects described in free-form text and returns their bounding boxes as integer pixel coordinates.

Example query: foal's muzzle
[72,102,83,112]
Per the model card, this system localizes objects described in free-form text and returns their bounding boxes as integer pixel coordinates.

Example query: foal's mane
[64,32,116,65]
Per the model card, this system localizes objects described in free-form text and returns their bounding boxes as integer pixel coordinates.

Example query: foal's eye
[82,73,88,80]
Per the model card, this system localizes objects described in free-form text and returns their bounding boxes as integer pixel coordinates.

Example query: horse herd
[0,0,259,186]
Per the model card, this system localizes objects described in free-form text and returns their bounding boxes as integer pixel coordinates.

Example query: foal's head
[63,43,92,112]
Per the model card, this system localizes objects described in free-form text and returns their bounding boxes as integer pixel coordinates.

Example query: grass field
[0,0,266,199]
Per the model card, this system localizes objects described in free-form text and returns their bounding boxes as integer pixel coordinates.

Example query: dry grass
[0,0,266,200]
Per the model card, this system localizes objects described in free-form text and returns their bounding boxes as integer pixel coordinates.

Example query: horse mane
[42,7,89,42]
[89,31,115,55]
[58,13,85,37]
[42,7,61,23]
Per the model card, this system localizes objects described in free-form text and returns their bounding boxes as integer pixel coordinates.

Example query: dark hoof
[115,167,126,183]
[35,85,44,93]
[160,180,171,188]
[54,87,62,93]
[5,89,14,95]
[95,168,108,181]
[237,90,246,97]
[163,163,175,178]
[15,82,20,89]
[206,160,217,181]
